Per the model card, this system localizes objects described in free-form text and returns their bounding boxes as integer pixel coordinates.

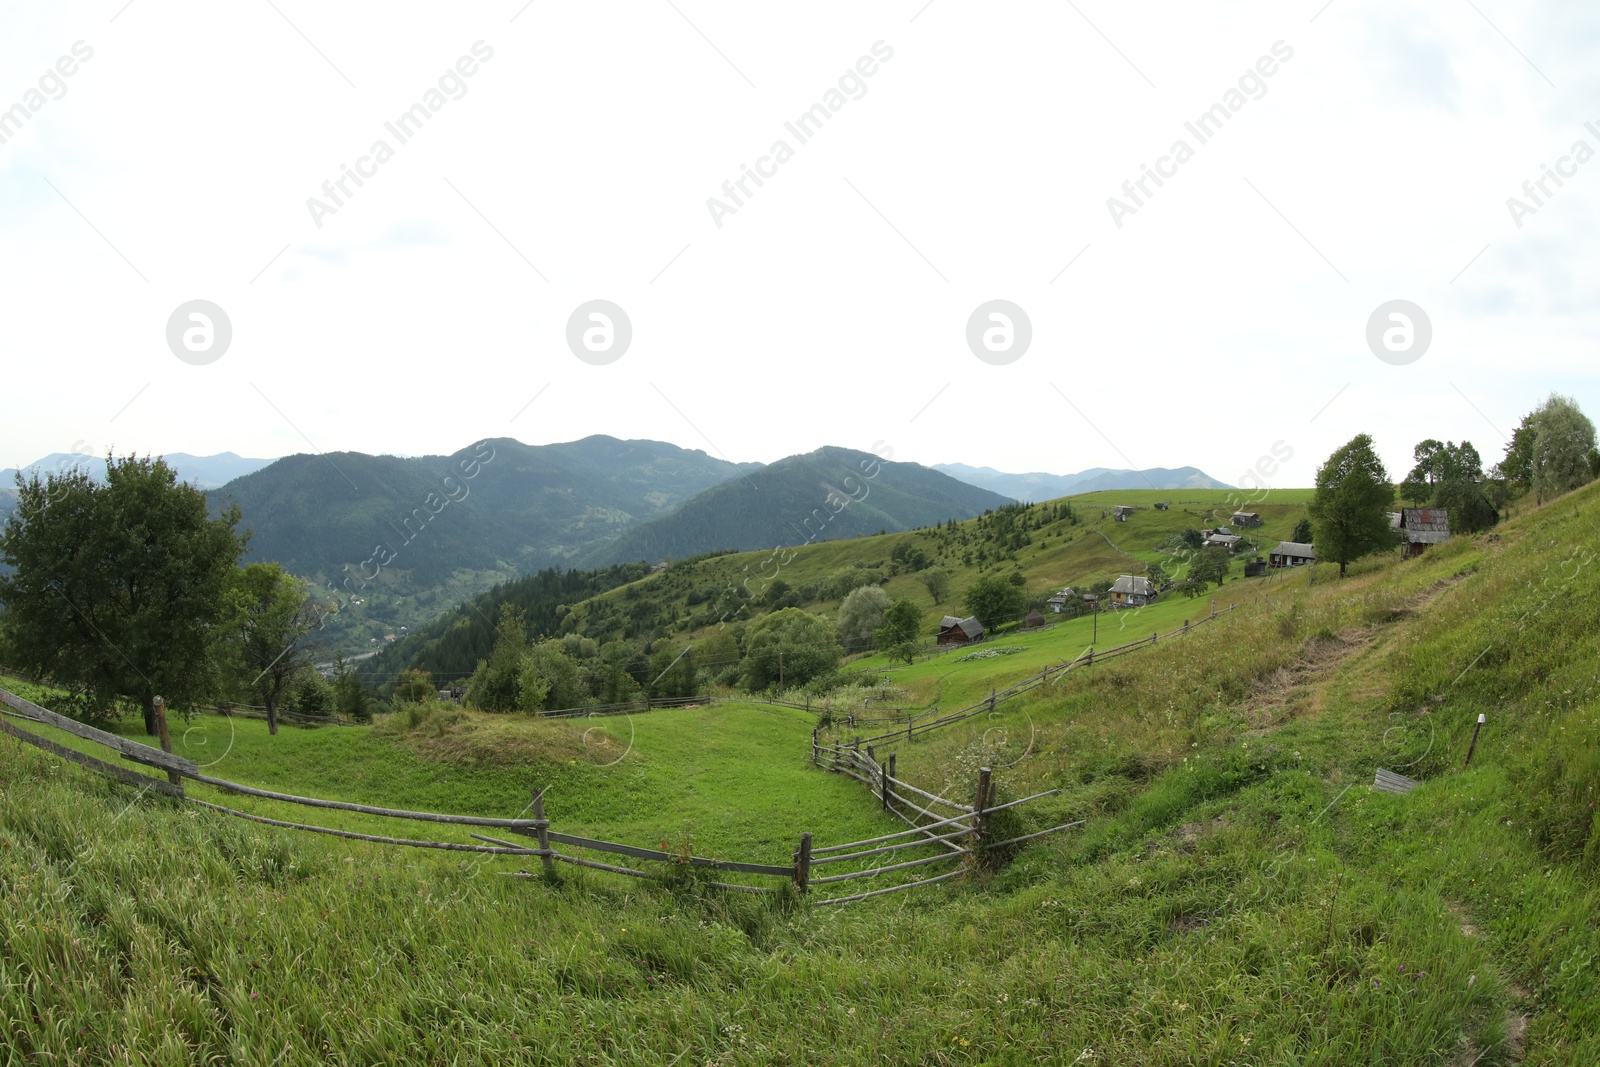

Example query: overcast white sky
[2,1,1596,489]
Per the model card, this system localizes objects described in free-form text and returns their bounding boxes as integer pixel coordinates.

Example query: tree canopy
[1529,394,1597,504]
[0,454,246,731]
[875,598,924,665]
[836,585,891,652]
[963,574,1026,631]
[741,608,840,691]
[1308,434,1397,577]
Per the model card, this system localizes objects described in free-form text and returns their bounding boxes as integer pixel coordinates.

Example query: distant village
[931,503,1452,649]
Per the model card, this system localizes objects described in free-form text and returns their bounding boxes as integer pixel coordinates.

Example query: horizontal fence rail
[0,685,1069,906]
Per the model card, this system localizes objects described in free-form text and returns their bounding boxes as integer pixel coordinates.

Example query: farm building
[1107,574,1155,609]
[1231,511,1264,527]
[1023,609,1047,630]
[1203,532,1243,551]
[936,615,986,646]
[1154,502,1170,510]
[1113,505,1136,522]
[1269,541,1316,568]
[1045,587,1076,613]
[1399,507,1450,557]
[1243,558,1267,578]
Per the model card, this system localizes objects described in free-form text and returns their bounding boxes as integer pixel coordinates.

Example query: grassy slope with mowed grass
[4,484,1600,1063]
[0,693,908,864]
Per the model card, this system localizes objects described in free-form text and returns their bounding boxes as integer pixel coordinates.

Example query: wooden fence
[0,685,1062,906]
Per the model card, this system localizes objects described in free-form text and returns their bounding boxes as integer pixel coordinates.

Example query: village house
[1231,511,1264,527]
[1269,541,1316,568]
[1203,531,1243,551]
[1107,574,1155,609]
[1045,587,1076,613]
[1398,507,1450,557]
[1154,502,1170,510]
[936,615,985,647]
[1113,505,1136,522]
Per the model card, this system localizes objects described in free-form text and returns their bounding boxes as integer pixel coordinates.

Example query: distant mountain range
[1,451,275,491]
[932,463,1230,501]
[206,435,761,586]
[585,446,1011,566]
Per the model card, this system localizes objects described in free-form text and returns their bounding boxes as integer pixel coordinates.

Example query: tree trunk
[266,695,278,736]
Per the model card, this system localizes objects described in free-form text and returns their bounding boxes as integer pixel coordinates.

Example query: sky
[1,1,1597,491]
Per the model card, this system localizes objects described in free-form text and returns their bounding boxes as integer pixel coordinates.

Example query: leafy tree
[0,454,245,732]
[1399,439,1449,503]
[741,609,840,690]
[1178,527,1205,551]
[918,567,951,604]
[1500,414,1537,490]
[288,671,333,717]
[1189,546,1231,589]
[226,562,320,735]
[875,598,923,665]
[524,640,585,710]
[465,604,533,712]
[1291,518,1313,544]
[963,574,1025,631]
[1400,439,1498,534]
[333,654,371,723]
[394,668,434,704]
[836,585,892,652]
[647,641,698,699]
[1308,434,1397,577]
[1529,394,1598,504]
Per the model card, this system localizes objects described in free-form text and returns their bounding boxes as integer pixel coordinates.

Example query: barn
[936,615,986,647]
[1399,507,1450,557]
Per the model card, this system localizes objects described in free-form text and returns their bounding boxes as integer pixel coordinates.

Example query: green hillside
[2,478,1599,1062]
[372,487,1307,687]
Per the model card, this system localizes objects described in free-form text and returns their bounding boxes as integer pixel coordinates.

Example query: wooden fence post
[794,832,813,893]
[969,767,993,869]
[531,788,555,877]
[151,696,182,794]
[989,688,996,714]
[879,758,890,811]
[885,754,896,812]
[811,727,819,765]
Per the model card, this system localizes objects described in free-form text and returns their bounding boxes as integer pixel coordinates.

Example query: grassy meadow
[2,481,1600,1063]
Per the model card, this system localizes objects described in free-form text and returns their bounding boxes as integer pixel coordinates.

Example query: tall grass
[3,486,1600,1062]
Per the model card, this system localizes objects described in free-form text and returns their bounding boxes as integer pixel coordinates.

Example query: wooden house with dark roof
[936,615,985,647]
[1399,507,1450,557]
